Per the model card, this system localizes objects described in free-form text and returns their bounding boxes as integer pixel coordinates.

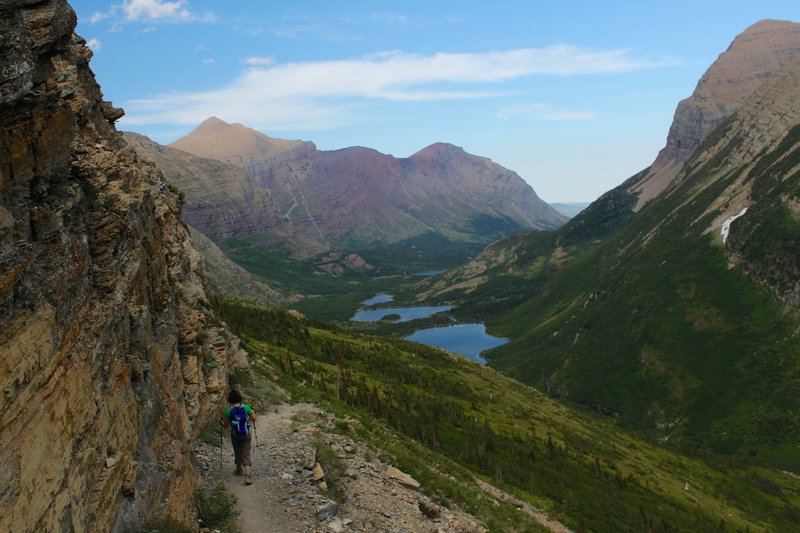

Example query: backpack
[229,405,250,438]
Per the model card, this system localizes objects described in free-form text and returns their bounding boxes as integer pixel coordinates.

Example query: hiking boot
[244,465,253,485]
[234,466,243,476]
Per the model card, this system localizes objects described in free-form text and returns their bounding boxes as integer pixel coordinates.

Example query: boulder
[386,466,420,490]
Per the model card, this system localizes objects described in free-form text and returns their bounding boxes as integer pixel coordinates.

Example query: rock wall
[0,1,246,531]
[630,19,800,208]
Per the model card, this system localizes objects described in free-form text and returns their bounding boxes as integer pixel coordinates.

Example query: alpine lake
[350,293,508,363]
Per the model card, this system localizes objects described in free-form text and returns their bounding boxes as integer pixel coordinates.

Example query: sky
[71,1,800,202]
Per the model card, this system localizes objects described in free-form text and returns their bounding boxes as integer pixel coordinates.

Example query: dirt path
[200,403,570,532]
[218,403,318,532]
[475,479,573,533]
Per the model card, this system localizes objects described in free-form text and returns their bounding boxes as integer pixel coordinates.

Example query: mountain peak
[198,115,229,128]
[184,116,261,140]
[410,142,467,160]
[740,18,799,35]
[630,19,800,208]
[169,117,311,165]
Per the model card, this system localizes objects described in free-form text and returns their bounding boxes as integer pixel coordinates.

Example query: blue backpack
[230,405,250,438]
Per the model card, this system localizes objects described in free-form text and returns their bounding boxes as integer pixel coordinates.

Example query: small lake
[351,305,453,323]
[361,293,394,305]
[352,294,508,363]
[414,270,445,277]
[404,323,508,364]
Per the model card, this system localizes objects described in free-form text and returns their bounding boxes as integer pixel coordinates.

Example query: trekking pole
[218,424,223,473]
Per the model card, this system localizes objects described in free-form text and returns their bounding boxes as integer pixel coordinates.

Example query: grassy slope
[213,297,800,532]
[408,168,647,320]
[485,126,800,464]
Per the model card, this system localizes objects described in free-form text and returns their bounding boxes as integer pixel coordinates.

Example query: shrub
[127,517,194,533]
[195,482,239,530]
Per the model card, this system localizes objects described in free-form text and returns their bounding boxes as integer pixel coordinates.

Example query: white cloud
[89,0,214,25]
[498,104,595,121]
[122,0,194,22]
[86,38,101,52]
[122,46,677,131]
[202,58,215,65]
[497,103,546,119]
[544,110,596,121]
[369,13,411,25]
[243,56,276,66]
[89,11,109,24]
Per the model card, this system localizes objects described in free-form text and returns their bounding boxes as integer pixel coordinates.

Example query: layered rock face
[631,19,800,208]
[0,1,245,531]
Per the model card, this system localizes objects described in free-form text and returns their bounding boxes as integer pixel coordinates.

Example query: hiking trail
[197,402,570,532]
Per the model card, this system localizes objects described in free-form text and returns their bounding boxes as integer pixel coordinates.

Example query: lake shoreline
[352,294,508,363]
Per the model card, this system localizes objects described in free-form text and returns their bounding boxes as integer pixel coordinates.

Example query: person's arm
[220,408,230,428]
[247,404,256,422]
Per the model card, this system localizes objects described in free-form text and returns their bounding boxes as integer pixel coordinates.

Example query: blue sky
[72,1,799,202]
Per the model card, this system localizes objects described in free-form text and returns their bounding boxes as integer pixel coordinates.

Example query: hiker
[220,388,257,485]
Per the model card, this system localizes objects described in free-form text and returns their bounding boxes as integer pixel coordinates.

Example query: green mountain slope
[410,26,800,466]
[486,54,800,462]
[214,298,800,532]
[493,149,797,454]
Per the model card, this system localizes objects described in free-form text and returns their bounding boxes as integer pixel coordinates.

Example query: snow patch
[721,207,748,244]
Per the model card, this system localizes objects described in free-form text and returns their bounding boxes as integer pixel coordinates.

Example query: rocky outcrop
[686,51,800,307]
[631,19,800,208]
[0,1,245,531]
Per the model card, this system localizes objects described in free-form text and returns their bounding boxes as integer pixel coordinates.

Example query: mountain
[4,3,800,530]
[550,202,590,218]
[128,119,567,309]
[169,115,314,176]
[630,19,800,208]
[414,20,800,463]
[187,226,299,305]
[163,118,567,249]
[0,2,246,530]
[123,131,287,241]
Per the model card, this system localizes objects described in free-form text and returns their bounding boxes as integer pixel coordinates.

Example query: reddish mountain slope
[161,118,567,248]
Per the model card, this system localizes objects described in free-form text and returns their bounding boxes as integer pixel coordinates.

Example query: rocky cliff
[0,1,246,531]
[631,19,800,208]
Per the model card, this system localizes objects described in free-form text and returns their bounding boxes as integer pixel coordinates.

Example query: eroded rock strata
[0,1,245,530]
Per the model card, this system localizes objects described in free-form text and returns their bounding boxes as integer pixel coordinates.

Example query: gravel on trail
[193,403,489,533]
